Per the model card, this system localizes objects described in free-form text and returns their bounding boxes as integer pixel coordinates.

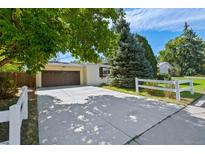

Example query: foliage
[164,84,175,98]
[0,63,23,72]
[0,77,18,99]
[169,66,181,77]
[157,73,171,80]
[0,8,120,74]
[135,34,158,77]
[158,22,205,76]
[143,82,164,96]
[109,16,153,88]
[142,81,174,98]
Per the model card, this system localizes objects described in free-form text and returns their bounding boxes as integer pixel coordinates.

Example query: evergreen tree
[109,17,153,88]
[180,22,205,75]
[135,34,158,77]
[159,22,205,76]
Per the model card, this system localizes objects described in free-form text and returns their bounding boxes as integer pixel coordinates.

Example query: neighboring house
[158,62,172,74]
[36,62,109,87]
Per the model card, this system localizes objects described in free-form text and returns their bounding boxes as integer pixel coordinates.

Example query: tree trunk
[0,58,10,67]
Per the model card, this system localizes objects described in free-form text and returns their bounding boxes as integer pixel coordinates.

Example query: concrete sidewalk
[129,95,205,145]
[193,95,205,108]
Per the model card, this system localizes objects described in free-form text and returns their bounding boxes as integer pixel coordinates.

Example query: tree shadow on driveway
[37,92,182,145]
[132,105,205,145]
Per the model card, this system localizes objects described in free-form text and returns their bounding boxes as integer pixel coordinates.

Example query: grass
[173,77,205,93]
[0,90,39,144]
[101,77,205,106]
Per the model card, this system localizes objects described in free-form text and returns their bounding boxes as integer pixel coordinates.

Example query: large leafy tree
[135,34,157,77]
[109,16,153,88]
[159,22,205,76]
[0,8,120,73]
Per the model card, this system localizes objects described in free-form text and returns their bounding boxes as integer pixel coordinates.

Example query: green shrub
[0,77,18,99]
[143,81,175,99]
[99,83,107,87]
[143,82,164,96]
[157,73,171,80]
[164,83,175,98]
[169,66,181,77]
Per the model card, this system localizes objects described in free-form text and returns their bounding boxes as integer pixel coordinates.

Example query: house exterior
[36,62,109,88]
[158,62,172,74]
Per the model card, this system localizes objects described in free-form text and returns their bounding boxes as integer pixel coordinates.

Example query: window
[99,67,110,78]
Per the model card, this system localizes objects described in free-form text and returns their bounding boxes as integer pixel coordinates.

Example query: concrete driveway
[36,86,183,145]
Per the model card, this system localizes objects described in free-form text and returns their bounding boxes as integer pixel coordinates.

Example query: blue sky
[57,8,205,62]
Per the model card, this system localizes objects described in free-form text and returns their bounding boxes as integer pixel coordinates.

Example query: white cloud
[125,8,205,32]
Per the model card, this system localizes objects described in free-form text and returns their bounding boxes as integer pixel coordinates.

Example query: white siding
[86,64,108,85]
[159,64,171,74]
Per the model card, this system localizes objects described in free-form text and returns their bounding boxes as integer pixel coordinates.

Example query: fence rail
[0,86,28,145]
[135,78,194,101]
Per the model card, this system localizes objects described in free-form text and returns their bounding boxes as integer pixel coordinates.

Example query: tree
[158,36,185,76]
[0,63,23,72]
[109,17,153,88]
[0,8,120,73]
[181,23,205,75]
[158,22,205,76]
[135,34,158,77]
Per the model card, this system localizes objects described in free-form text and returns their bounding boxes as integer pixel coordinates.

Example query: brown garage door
[42,71,80,87]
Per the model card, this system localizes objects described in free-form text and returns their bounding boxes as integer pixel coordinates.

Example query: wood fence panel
[0,72,36,88]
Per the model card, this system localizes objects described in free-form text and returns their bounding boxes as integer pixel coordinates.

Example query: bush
[164,84,175,98]
[143,81,175,99]
[0,77,18,99]
[143,82,164,96]
[157,73,171,80]
[169,66,181,76]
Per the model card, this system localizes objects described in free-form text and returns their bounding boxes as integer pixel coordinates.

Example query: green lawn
[101,77,205,106]
[0,90,39,144]
[173,77,205,93]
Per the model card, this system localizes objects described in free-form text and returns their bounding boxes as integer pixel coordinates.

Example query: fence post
[9,105,21,145]
[135,78,139,93]
[175,80,180,101]
[22,86,28,119]
[190,80,194,95]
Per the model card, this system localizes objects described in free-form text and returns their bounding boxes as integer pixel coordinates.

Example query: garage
[42,71,80,87]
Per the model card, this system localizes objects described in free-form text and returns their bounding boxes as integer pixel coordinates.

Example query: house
[36,62,110,87]
[158,62,172,74]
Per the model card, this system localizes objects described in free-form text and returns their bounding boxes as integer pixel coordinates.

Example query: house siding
[86,64,108,85]
[36,63,109,87]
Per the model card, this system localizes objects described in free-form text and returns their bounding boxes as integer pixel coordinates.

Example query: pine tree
[179,22,205,75]
[135,34,158,77]
[109,17,153,88]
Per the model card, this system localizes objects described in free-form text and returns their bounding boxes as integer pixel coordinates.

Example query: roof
[47,62,109,67]
[158,62,172,68]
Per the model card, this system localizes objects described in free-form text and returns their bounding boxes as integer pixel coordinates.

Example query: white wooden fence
[0,86,28,145]
[135,78,194,101]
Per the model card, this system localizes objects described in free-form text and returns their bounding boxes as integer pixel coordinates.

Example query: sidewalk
[193,95,205,108]
[128,95,205,145]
